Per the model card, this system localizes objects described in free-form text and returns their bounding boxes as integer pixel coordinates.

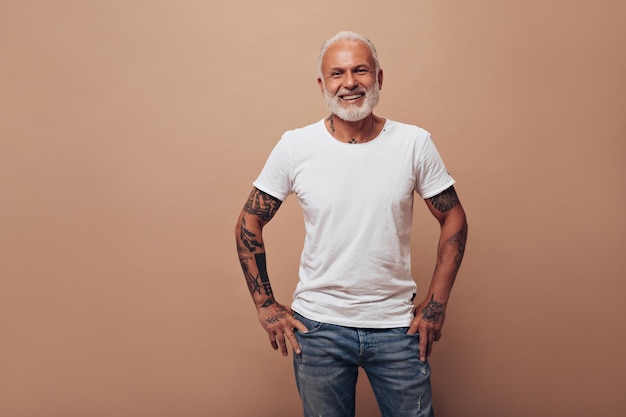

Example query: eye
[331,71,342,77]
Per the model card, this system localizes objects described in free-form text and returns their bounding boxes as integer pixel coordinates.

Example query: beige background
[1,1,625,416]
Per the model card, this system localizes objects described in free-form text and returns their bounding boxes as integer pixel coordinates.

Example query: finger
[268,334,278,351]
[434,331,442,342]
[426,337,434,359]
[284,330,302,355]
[290,317,309,333]
[276,332,288,356]
[419,332,428,361]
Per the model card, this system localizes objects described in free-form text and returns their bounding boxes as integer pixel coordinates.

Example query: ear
[317,77,324,93]
[377,69,384,90]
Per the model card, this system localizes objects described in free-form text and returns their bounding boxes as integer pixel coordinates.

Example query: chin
[335,102,376,121]
[324,90,379,122]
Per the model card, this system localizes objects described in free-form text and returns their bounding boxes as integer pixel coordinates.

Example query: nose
[344,72,358,89]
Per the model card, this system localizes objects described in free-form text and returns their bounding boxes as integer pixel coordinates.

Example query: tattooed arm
[235,187,307,356]
[408,185,468,361]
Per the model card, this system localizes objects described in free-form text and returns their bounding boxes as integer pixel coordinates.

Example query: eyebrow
[327,64,372,73]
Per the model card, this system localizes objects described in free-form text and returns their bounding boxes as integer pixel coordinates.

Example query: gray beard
[323,81,380,122]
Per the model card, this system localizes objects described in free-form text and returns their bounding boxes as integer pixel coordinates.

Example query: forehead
[321,40,375,70]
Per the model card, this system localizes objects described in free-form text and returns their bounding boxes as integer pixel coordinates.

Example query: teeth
[342,94,363,100]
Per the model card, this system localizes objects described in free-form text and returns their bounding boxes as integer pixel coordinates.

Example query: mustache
[335,88,367,97]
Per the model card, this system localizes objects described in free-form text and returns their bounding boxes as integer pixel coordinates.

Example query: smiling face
[318,40,383,122]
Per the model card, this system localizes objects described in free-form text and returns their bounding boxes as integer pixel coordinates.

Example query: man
[235,31,467,417]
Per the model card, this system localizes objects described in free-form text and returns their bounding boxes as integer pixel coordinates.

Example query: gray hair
[318,31,381,80]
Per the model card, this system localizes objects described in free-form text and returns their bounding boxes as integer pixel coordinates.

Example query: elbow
[234,211,244,235]
[235,211,265,236]
[440,205,467,228]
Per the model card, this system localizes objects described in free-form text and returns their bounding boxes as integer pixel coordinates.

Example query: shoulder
[384,119,431,142]
[281,119,326,141]
[382,120,433,156]
[277,119,328,158]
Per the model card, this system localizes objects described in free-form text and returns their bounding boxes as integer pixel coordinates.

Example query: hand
[407,295,447,361]
[257,300,308,356]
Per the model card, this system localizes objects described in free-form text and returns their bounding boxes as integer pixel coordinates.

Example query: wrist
[255,295,276,309]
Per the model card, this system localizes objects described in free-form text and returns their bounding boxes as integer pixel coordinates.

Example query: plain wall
[1,1,625,416]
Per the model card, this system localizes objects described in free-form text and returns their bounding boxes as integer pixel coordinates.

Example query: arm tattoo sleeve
[255,253,273,297]
[238,250,262,295]
[244,188,282,221]
[428,186,460,213]
[239,216,264,253]
[237,188,282,304]
[444,226,467,266]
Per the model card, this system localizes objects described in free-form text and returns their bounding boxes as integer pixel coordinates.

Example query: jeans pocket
[293,312,323,334]
[391,327,416,336]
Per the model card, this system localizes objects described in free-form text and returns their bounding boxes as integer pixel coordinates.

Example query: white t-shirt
[253,118,455,328]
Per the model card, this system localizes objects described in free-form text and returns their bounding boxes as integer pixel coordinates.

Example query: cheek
[359,77,376,89]
[324,80,342,94]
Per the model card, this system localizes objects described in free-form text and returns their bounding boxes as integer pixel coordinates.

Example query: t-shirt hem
[421,178,456,200]
[291,307,414,329]
[252,180,287,202]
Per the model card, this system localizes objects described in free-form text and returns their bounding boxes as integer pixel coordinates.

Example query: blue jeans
[293,313,434,417]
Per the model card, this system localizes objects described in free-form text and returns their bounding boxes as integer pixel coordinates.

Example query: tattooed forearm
[429,186,460,213]
[238,250,262,295]
[245,272,262,295]
[255,253,272,297]
[421,295,447,323]
[440,225,468,266]
[244,188,282,221]
[243,267,261,295]
[453,226,467,265]
[240,217,264,253]
[237,248,274,300]
[236,188,281,307]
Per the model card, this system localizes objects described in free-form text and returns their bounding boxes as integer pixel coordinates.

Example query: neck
[327,113,376,144]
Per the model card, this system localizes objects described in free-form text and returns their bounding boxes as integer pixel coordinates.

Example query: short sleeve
[415,134,456,199]
[253,137,293,201]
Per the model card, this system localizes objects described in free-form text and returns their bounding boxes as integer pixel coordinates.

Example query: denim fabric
[293,313,434,417]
